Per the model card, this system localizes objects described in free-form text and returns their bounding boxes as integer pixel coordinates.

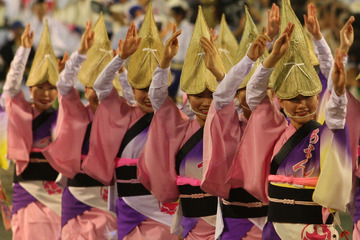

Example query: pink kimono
[81,55,178,240]
[138,66,218,240]
[227,87,352,239]
[5,46,62,240]
[201,54,267,240]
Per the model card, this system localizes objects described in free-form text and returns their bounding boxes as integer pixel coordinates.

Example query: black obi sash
[221,188,268,219]
[175,127,217,218]
[115,113,153,197]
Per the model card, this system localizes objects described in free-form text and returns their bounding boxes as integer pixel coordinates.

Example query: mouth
[144,102,152,108]
[199,109,209,115]
[295,111,309,116]
[40,99,50,105]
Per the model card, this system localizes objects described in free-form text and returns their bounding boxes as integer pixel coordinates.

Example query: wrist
[263,54,280,68]
[78,48,86,55]
[313,32,322,41]
[159,57,172,69]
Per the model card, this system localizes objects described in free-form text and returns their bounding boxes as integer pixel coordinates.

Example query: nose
[203,97,212,107]
[298,98,306,107]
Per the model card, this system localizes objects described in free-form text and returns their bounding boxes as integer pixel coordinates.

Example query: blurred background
[0,0,359,239]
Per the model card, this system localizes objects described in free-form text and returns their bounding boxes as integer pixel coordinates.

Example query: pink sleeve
[137,98,190,203]
[42,88,89,178]
[201,101,241,199]
[5,92,33,175]
[81,88,133,185]
[226,97,287,203]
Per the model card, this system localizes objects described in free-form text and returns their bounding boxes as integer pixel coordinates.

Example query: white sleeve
[117,69,136,105]
[148,66,170,112]
[246,63,274,111]
[325,89,347,130]
[213,55,255,110]
[56,51,86,96]
[313,37,333,80]
[93,55,125,102]
[3,46,31,98]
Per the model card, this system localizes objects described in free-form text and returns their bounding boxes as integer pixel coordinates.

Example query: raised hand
[200,36,224,81]
[304,3,322,41]
[21,23,34,48]
[78,21,95,55]
[332,49,346,96]
[248,27,271,61]
[266,3,280,41]
[159,25,182,69]
[58,52,69,73]
[339,16,355,55]
[119,22,142,60]
[263,22,295,68]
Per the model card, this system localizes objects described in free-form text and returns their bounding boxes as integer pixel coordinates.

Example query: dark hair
[171,6,186,18]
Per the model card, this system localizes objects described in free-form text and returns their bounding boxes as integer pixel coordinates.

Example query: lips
[200,109,209,115]
[40,100,50,105]
[144,102,152,107]
[295,111,309,116]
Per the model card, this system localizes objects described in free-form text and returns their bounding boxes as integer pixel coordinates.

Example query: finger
[64,52,69,60]
[135,37,142,47]
[172,24,177,34]
[288,23,295,38]
[342,16,355,31]
[256,36,267,46]
[267,9,270,23]
[29,31,34,40]
[303,14,308,27]
[261,26,265,35]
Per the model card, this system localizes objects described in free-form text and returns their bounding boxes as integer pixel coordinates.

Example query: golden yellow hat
[235,6,270,89]
[78,13,114,88]
[127,2,165,89]
[216,14,238,73]
[271,0,321,99]
[234,6,258,64]
[304,27,319,66]
[26,19,59,87]
[180,6,224,94]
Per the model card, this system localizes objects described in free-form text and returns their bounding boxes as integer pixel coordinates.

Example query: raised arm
[117,66,136,105]
[266,3,280,49]
[93,22,141,102]
[213,29,270,110]
[246,22,295,110]
[327,16,355,91]
[3,23,33,98]
[304,3,333,80]
[325,49,348,130]
[57,22,94,96]
[149,26,182,111]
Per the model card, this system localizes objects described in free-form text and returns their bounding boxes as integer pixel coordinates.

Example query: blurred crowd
[0,0,359,93]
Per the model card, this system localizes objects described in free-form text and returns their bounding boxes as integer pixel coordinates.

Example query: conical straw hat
[78,13,114,88]
[271,0,321,99]
[127,2,166,89]
[180,6,224,94]
[26,19,59,87]
[216,14,238,73]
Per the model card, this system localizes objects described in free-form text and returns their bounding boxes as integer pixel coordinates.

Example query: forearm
[325,89,347,129]
[213,55,255,110]
[149,66,170,111]
[117,69,136,105]
[57,51,86,96]
[313,37,333,80]
[3,46,31,98]
[93,55,125,102]
[246,63,273,111]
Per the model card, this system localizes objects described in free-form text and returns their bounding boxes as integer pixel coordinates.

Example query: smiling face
[188,88,213,126]
[30,81,57,112]
[279,94,319,129]
[133,87,154,113]
[85,87,99,113]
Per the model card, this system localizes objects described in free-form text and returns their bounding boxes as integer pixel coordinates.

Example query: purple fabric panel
[318,71,328,98]
[61,187,91,228]
[33,110,58,142]
[181,216,199,238]
[116,197,147,240]
[221,217,254,240]
[262,222,281,240]
[12,183,37,215]
[354,186,360,223]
